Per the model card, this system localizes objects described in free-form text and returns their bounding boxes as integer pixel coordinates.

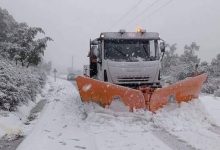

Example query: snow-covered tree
[180,42,200,64]
[0,7,52,67]
[162,43,180,75]
[0,7,50,110]
[210,54,220,77]
[174,42,201,80]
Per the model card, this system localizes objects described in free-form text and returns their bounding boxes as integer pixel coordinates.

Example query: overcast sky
[0,0,220,72]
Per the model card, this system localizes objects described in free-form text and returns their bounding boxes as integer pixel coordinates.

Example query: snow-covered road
[17,77,220,150]
[17,77,97,150]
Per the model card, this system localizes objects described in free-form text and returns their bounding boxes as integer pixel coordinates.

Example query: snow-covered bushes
[202,82,218,94]
[0,7,51,110]
[162,43,220,96]
[201,54,220,95]
[0,57,46,111]
[162,42,200,81]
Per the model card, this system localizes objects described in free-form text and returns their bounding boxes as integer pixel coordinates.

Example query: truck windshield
[104,40,159,62]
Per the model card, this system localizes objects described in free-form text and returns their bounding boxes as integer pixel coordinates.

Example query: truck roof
[99,32,160,40]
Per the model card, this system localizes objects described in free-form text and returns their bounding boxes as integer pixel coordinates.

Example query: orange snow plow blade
[75,76,146,110]
[149,73,208,112]
[76,73,207,112]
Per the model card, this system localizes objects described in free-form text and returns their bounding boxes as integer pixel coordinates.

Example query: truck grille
[117,77,149,83]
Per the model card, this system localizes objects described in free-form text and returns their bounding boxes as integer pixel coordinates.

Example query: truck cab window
[104,39,158,62]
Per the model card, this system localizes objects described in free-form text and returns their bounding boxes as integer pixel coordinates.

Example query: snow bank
[153,100,213,131]
[0,112,24,139]
[0,97,36,139]
[0,80,51,139]
[152,98,220,150]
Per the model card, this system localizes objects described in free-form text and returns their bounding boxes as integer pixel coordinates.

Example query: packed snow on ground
[17,77,220,150]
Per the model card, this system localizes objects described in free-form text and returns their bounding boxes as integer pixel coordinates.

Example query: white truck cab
[89,29,165,88]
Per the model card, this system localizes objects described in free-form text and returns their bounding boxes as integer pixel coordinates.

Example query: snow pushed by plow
[80,96,220,150]
[152,100,220,150]
[17,77,220,150]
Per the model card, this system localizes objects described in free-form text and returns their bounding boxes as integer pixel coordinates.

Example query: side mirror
[160,42,165,53]
[93,47,99,57]
[91,46,99,57]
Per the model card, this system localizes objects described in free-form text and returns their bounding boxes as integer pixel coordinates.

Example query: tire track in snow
[152,129,197,150]
[209,124,220,135]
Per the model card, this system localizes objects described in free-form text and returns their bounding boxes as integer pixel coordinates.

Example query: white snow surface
[16,77,220,150]
[200,95,220,125]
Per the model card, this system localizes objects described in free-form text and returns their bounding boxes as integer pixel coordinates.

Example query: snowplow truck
[76,29,207,112]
